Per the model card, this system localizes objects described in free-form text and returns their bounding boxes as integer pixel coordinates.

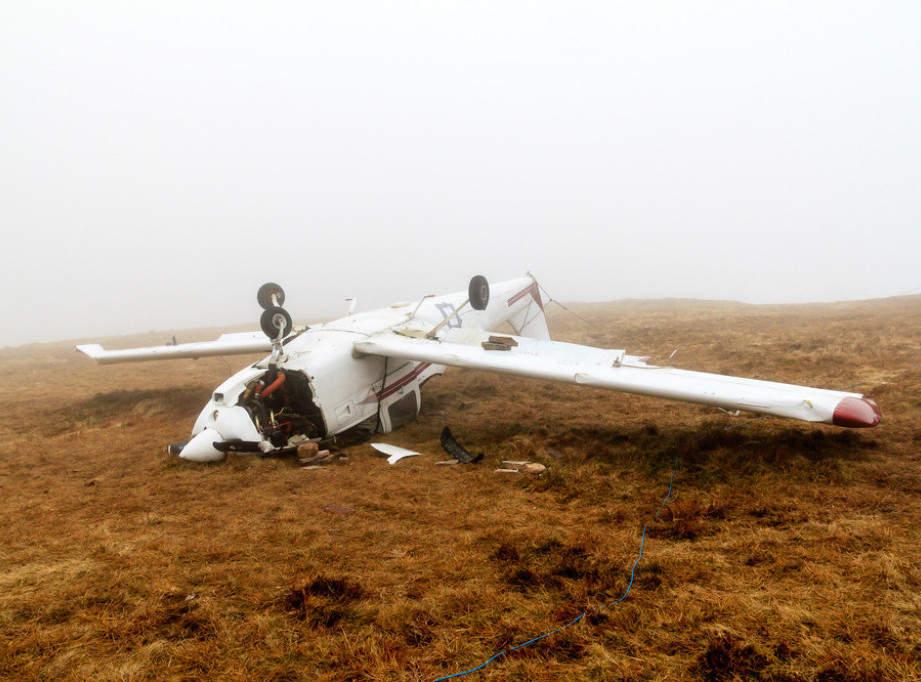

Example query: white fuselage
[183,277,545,461]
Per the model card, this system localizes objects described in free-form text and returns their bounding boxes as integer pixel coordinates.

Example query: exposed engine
[240,366,324,446]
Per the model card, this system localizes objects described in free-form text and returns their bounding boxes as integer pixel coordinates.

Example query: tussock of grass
[28,386,211,437]
[693,632,769,680]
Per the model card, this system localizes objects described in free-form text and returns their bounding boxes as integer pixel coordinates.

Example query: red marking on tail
[507,281,544,310]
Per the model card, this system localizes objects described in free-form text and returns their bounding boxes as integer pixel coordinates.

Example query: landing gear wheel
[260,306,293,340]
[257,282,285,310]
[468,275,490,310]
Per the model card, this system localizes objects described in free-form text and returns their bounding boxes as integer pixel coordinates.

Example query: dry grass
[1,297,920,681]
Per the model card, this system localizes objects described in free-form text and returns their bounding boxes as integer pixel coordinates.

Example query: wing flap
[355,331,871,425]
[76,332,271,365]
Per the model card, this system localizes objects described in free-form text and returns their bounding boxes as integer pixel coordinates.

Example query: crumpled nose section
[179,406,263,462]
[832,397,881,428]
[179,428,225,462]
[214,406,261,441]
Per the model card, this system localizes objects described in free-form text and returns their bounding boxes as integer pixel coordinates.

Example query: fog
[2,1,919,348]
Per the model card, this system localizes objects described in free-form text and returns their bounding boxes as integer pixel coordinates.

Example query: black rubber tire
[468,275,490,310]
[260,306,293,340]
[257,282,285,310]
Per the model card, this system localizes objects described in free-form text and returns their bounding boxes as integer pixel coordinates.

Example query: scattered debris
[436,460,459,466]
[298,441,342,466]
[370,442,421,465]
[297,442,319,459]
[495,460,547,475]
[482,335,519,351]
[322,504,356,515]
[489,335,518,346]
[300,450,333,466]
[440,426,483,463]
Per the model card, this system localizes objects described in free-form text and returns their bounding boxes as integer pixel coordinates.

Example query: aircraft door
[379,386,421,432]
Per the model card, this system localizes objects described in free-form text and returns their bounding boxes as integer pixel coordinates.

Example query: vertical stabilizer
[506,277,551,340]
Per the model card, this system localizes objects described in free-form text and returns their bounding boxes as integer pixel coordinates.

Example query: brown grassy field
[2,296,920,681]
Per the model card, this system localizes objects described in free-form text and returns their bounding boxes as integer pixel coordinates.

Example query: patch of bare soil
[1,296,920,680]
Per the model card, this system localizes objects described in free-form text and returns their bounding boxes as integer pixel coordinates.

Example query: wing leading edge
[76,332,272,365]
[354,331,881,427]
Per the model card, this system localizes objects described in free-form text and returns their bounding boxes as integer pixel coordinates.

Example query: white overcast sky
[1,1,919,347]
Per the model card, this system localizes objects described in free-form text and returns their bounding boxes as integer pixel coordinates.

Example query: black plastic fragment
[440,426,483,463]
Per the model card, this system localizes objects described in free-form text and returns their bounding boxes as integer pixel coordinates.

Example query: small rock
[521,462,547,474]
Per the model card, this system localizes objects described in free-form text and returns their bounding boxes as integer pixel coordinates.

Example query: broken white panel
[370,442,421,465]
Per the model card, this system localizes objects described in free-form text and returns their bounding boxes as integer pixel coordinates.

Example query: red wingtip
[832,397,881,428]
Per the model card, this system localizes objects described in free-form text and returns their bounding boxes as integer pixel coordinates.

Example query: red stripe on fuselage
[378,362,432,400]
[506,281,544,310]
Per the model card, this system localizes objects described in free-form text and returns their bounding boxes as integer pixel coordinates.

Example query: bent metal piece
[370,442,421,465]
[440,426,483,464]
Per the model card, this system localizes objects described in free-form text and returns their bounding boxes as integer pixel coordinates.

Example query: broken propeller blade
[213,439,263,454]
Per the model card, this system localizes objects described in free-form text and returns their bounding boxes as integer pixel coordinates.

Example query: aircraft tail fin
[507,276,550,340]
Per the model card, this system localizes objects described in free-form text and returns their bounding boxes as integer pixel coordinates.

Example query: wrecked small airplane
[77,275,881,462]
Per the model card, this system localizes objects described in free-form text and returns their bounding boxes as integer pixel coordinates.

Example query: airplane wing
[76,332,272,365]
[354,330,881,427]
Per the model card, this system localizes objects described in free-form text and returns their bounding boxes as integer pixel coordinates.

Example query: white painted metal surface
[355,331,858,424]
[370,443,421,465]
[76,332,271,364]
